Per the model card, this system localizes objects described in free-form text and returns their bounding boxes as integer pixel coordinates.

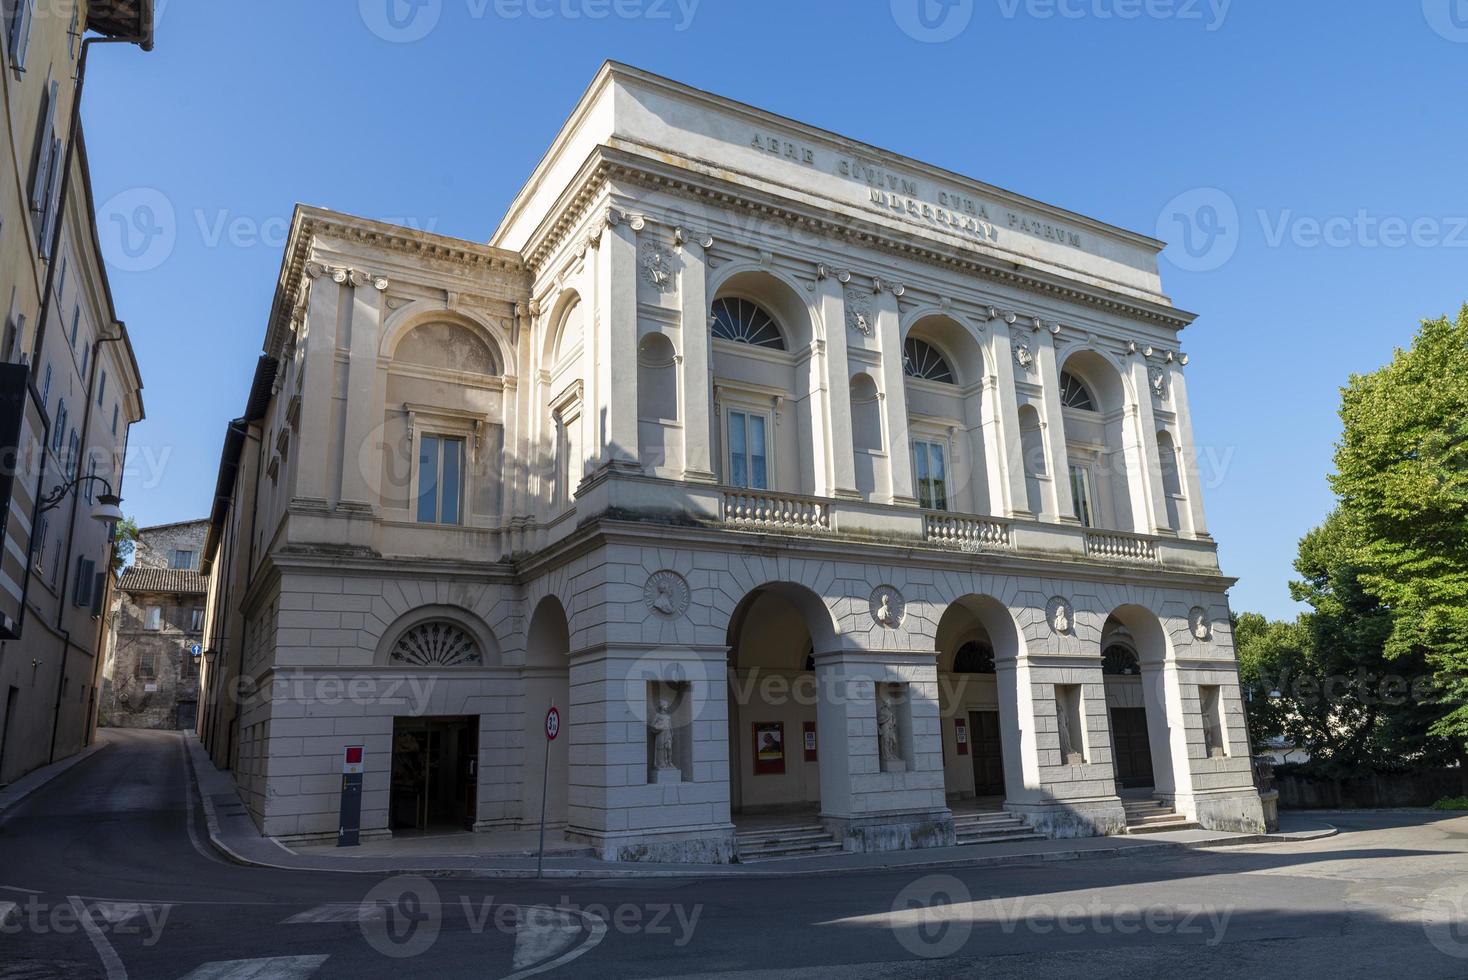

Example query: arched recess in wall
[708,268,820,495]
[850,372,883,499]
[524,595,571,828]
[1058,348,1133,532]
[379,313,509,523]
[934,594,1028,802]
[543,293,587,510]
[902,315,990,514]
[1156,429,1183,532]
[637,332,679,475]
[1102,604,1193,800]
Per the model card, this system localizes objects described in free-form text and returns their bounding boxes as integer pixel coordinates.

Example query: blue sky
[79,0,1468,619]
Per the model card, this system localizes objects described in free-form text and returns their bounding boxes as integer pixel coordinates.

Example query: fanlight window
[1102,644,1140,676]
[903,338,955,384]
[1060,371,1097,411]
[711,297,785,350]
[953,641,996,674]
[390,621,482,667]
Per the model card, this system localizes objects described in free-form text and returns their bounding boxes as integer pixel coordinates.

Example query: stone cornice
[264,206,531,358]
[520,147,1197,332]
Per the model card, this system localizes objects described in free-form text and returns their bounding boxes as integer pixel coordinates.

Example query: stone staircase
[735,821,843,862]
[952,809,1045,846]
[1121,796,1199,834]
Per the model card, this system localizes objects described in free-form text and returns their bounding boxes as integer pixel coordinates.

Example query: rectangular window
[57,258,67,305]
[111,402,119,436]
[73,557,94,607]
[97,370,106,406]
[84,454,95,501]
[727,411,768,490]
[190,608,204,633]
[29,79,57,222]
[137,653,156,680]
[50,399,65,452]
[912,440,948,511]
[415,434,464,524]
[78,342,87,378]
[1069,464,1094,528]
[6,0,33,70]
[144,606,161,631]
[65,428,78,478]
[171,549,195,570]
[41,361,51,403]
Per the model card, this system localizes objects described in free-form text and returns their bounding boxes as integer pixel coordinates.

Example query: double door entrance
[390,715,479,834]
[1110,706,1155,789]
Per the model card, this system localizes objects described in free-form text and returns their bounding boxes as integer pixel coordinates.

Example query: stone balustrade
[1084,530,1159,563]
[721,489,831,531]
[922,512,1012,551]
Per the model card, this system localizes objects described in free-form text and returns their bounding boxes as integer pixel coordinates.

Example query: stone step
[956,824,1035,839]
[736,828,832,846]
[956,830,1047,846]
[1123,818,1201,835]
[738,840,844,861]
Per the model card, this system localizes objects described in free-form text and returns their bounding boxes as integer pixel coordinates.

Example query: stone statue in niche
[650,699,678,779]
[877,690,905,772]
[1056,698,1083,765]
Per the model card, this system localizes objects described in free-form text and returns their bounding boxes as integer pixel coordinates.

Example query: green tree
[1331,306,1468,742]
[110,516,138,576]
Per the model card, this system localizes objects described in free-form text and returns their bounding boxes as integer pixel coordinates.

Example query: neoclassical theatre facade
[196,63,1265,861]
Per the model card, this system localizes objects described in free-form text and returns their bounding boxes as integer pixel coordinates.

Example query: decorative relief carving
[845,286,874,336]
[1149,366,1167,399]
[1189,607,1212,642]
[640,241,675,292]
[1047,596,1073,635]
[870,586,905,628]
[1014,344,1034,371]
[644,570,690,619]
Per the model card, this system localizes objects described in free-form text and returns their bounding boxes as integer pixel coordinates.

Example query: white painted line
[68,896,127,980]
[282,903,387,925]
[510,907,581,969]
[177,955,329,979]
[501,906,607,980]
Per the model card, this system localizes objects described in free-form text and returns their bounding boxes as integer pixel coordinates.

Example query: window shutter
[74,558,94,607]
[29,79,57,215]
[10,0,34,71]
[39,134,62,255]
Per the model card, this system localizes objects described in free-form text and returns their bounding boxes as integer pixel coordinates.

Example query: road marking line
[177,955,329,979]
[68,896,127,980]
[511,907,582,969]
[501,906,608,980]
[281,903,387,924]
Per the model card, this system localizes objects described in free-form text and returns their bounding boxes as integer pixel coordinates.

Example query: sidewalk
[183,733,1335,880]
[0,734,111,820]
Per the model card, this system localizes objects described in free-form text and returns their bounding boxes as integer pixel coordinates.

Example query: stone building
[196,63,1264,862]
[101,521,208,730]
[0,2,152,784]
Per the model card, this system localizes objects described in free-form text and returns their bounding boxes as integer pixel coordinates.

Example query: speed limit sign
[545,706,561,741]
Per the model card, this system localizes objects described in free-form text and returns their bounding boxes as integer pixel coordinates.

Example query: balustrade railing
[923,512,1012,551]
[721,489,830,531]
[1084,531,1159,563]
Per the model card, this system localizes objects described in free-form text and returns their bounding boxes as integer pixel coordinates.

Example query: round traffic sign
[545,707,560,741]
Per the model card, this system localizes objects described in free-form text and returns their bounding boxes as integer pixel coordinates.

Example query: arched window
[1102,644,1140,676]
[1060,371,1097,411]
[710,297,785,350]
[390,621,482,667]
[903,337,955,384]
[952,641,996,674]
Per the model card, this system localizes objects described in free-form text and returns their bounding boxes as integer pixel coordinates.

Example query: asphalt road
[2,728,1467,979]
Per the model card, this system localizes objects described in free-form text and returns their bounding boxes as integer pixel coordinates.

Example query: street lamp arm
[38,474,117,513]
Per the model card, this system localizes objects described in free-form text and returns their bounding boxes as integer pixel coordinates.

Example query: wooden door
[969,710,1006,797]
[1110,707,1154,788]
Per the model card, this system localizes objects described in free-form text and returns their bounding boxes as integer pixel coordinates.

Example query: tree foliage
[1331,306,1468,740]
[110,516,138,576]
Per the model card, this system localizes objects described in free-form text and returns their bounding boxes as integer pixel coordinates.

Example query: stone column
[1166,356,1210,538]
[873,287,915,505]
[676,230,716,483]
[592,209,639,470]
[293,263,342,507]
[1123,349,1168,534]
[1033,325,1077,522]
[984,320,1030,517]
[338,270,386,512]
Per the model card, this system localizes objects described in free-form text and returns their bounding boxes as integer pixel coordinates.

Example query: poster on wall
[802,721,817,761]
[753,722,785,775]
